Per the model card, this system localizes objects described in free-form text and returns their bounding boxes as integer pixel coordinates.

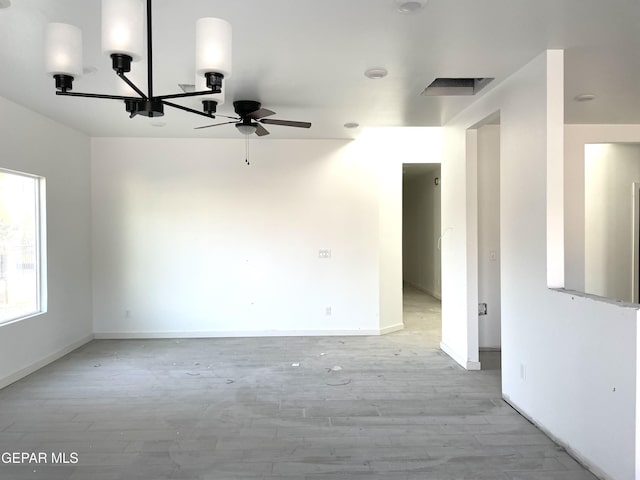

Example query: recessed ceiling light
[395,0,426,14]
[0,0,11,9]
[365,68,388,80]
[574,93,596,102]
[344,122,360,129]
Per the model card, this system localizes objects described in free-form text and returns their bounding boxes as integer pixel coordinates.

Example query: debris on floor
[93,363,101,368]
[328,365,343,372]
[185,372,200,376]
[326,379,351,387]
[291,363,300,367]
[226,379,235,384]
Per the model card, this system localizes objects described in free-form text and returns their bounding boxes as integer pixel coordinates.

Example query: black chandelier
[45,0,233,121]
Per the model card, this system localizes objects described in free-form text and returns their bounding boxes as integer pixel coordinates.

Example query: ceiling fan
[195,100,311,136]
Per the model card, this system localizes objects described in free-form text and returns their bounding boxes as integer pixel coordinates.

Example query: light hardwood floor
[0,288,597,479]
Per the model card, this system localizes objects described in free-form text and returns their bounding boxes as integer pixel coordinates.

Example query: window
[0,170,44,324]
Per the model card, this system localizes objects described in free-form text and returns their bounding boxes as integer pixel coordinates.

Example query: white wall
[402,167,441,299]
[565,125,640,293]
[477,125,501,349]
[92,137,384,336]
[358,128,443,333]
[441,51,639,480]
[0,97,92,388]
[585,143,640,302]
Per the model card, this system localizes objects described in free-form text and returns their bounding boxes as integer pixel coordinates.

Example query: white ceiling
[1,0,640,139]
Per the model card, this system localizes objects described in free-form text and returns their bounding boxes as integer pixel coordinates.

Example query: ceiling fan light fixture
[101,0,144,61]
[236,123,257,136]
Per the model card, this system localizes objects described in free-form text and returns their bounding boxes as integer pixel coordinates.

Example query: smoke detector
[395,0,427,14]
[365,68,388,80]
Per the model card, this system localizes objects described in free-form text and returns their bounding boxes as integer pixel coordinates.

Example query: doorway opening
[475,119,502,371]
[634,182,640,303]
[401,164,442,342]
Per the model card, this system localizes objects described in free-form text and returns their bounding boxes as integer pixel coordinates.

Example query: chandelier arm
[162,101,240,120]
[146,0,153,99]
[209,114,240,120]
[203,113,242,120]
[56,91,140,101]
[116,72,147,99]
[194,121,238,130]
[155,90,222,101]
[161,100,218,119]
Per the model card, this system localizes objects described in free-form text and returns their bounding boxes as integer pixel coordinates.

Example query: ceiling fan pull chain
[245,135,250,166]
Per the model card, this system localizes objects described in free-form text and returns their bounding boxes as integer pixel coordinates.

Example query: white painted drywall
[0,96,92,388]
[477,125,501,349]
[585,143,640,302]
[564,125,640,293]
[402,167,442,299]
[91,137,383,336]
[441,51,639,480]
[358,127,443,333]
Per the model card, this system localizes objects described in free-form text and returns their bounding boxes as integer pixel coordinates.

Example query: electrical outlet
[490,251,497,261]
[319,249,331,259]
[478,303,487,316]
[520,363,527,381]
[325,306,332,316]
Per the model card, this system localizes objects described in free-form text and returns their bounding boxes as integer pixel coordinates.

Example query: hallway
[0,292,597,479]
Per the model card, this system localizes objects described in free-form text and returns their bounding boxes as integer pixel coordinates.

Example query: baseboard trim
[0,334,94,390]
[379,323,404,335]
[440,341,481,370]
[94,329,389,339]
[502,394,611,480]
[479,347,502,352]
[404,282,441,300]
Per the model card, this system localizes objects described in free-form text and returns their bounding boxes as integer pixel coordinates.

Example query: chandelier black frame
[50,0,233,121]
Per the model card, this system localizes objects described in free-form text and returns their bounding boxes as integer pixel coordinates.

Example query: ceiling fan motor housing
[233,100,261,118]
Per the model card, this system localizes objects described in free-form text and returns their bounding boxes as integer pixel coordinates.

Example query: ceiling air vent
[421,78,494,96]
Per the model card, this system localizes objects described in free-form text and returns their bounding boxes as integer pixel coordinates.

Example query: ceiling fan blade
[247,108,276,120]
[194,121,237,130]
[255,123,270,136]
[260,118,311,128]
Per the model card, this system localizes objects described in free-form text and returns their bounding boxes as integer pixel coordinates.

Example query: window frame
[0,168,46,325]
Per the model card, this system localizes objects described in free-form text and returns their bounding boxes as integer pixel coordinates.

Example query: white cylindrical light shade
[194,74,225,107]
[195,17,232,78]
[45,23,83,77]
[102,0,144,60]
[236,124,256,136]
